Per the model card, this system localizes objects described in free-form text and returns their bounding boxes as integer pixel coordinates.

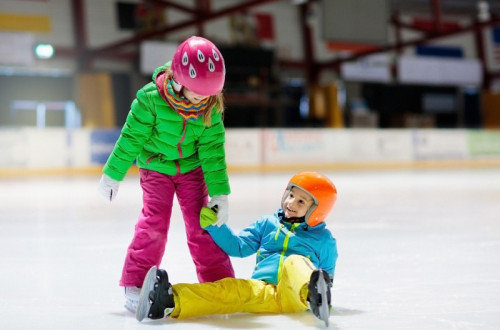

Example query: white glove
[207,195,229,227]
[98,174,120,202]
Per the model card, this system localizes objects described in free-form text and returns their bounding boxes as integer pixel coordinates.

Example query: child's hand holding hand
[207,195,228,227]
[200,206,218,228]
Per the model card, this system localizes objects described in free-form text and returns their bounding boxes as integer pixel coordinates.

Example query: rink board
[0,128,500,175]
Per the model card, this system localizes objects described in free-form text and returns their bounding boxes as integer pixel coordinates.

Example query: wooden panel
[482,91,500,128]
[308,84,326,119]
[323,83,344,128]
[77,73,116,128]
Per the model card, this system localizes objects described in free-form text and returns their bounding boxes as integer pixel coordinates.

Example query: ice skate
[124,286,140,313]
[136,266,175,322]
[308,269,331,326]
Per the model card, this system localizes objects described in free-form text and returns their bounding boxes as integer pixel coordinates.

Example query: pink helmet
[171,36,225,96]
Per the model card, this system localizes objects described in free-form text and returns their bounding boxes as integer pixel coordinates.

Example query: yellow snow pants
[170,255,315,319]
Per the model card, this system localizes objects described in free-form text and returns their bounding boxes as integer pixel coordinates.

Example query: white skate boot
[124,286,140,313]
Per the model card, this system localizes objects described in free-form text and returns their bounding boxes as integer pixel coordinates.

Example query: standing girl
[98,36,235,312]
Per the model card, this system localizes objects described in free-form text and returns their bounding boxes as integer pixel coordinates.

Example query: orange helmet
[281,172,337,227]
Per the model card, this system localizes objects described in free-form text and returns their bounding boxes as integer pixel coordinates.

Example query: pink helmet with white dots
[171,36,225,96]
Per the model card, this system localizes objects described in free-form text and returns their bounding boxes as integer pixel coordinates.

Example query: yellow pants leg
[277,254,315,313]
[171,278,280,319]
[170,254,314,319]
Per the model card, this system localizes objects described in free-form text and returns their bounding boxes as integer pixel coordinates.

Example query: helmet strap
[171,78,183,92]
[284,216,305,224]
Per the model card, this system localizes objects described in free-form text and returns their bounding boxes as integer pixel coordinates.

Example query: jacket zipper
[276,223,300,282]
[175,119,187,174]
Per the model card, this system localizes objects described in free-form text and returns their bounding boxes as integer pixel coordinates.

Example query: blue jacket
[205,209,338,285]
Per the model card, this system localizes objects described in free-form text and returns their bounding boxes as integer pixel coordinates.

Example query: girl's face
[283,187,314,218]
[182,87,209,104]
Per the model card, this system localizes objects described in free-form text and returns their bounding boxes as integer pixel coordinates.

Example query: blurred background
[1,0,500,173]
[2,2,500,329]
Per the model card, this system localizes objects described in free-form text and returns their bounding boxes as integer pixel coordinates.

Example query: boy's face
[283,187,314,218]
[182,87,208,104]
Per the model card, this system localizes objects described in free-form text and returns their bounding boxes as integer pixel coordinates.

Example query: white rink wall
[227,129,500,169]
[1,128,500,174]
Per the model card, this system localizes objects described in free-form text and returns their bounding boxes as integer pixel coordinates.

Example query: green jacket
[102,63,230,197]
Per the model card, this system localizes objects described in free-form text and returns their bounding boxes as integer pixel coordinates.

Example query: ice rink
[1,168,500,330]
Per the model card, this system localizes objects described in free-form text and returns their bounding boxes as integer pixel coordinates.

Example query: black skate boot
[307,269,331,326]
[136,266,175,321]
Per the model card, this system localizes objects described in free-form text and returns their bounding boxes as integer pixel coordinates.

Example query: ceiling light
[34,43,54,59]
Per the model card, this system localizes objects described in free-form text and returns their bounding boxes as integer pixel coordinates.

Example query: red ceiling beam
[393,11,403,55]
[89,0,286,58]
[195,0,212,36]
[54,46,78,57]
[299,1,316,83]
[391,11,462,35]
[473,16,490,89]
[72,0,87,48]
[318,17,500,72]
[431,0,443,33]
[71,0,88,70]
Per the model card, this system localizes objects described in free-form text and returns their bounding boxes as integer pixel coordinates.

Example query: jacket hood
[152,61,171,82]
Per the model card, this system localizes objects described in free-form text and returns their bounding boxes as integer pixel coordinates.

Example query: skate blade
[136,266,157,322]
[317,273,330,327]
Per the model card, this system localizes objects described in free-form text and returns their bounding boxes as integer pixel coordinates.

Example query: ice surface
[1,168,499,329]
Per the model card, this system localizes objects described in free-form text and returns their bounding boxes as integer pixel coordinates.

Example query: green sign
[468,131,500,156]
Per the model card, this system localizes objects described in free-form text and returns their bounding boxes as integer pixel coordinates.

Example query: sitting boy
[136,171,338,326]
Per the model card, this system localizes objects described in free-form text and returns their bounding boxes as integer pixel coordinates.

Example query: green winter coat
[102,63,230,197]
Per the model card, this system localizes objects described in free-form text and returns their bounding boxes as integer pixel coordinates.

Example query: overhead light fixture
[34,43,54,59]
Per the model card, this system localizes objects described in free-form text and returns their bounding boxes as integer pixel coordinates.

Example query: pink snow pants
[119,167,234,287]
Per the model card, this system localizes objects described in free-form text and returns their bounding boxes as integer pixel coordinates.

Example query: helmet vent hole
[182,52,189,65]
[212,48,220,61]
[197,50,205,62]
[189,64,197,78]
[208,58,215,72]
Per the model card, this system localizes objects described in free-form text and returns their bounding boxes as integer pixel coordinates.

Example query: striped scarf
[163,77,208,121]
